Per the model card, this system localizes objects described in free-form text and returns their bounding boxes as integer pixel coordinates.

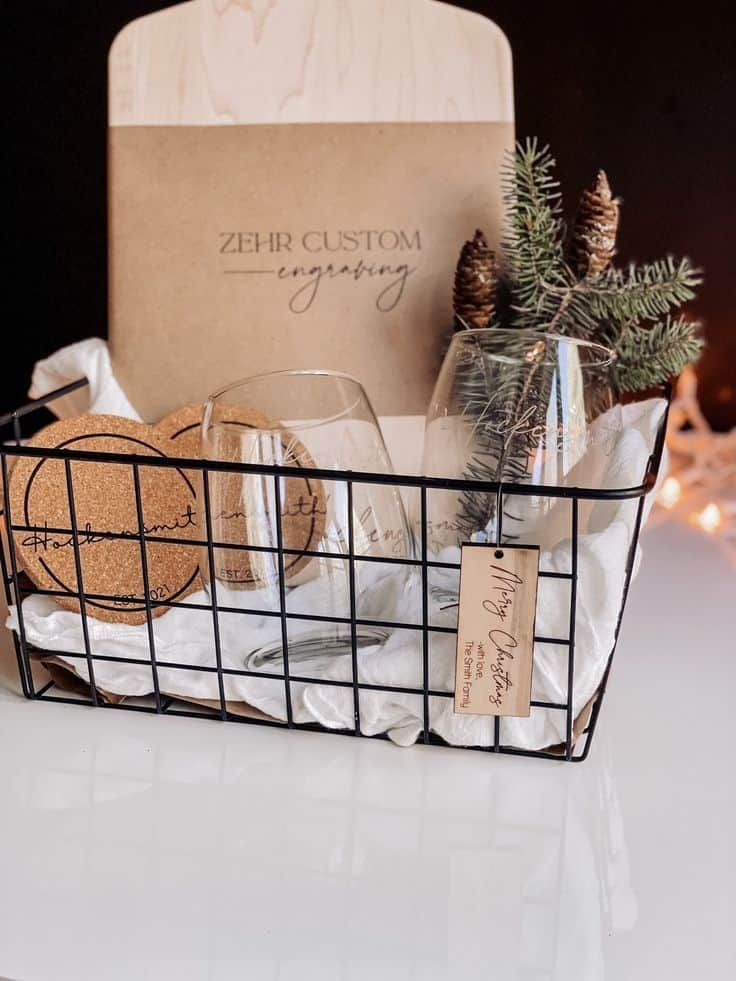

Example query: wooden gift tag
[454,544,540,718]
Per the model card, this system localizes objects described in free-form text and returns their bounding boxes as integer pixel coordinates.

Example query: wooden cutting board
[108,0,514,419]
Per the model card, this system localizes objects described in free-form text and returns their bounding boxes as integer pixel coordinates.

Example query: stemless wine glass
[200,370,413,667]
[419,329,621,556]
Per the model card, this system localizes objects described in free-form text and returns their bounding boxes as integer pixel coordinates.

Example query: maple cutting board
[108,0,514,419]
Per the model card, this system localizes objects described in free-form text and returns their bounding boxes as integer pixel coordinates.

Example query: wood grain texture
[109,0,513,125]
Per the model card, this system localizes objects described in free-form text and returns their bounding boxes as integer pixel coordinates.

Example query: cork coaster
[156,403,328,588]
[9,415,200,624]
[156,402,274,459]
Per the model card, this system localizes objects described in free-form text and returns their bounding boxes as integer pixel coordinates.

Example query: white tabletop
[0,520,733,981]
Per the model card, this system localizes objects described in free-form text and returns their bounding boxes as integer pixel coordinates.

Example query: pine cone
[569,170,620,278]
[453,229,498,328]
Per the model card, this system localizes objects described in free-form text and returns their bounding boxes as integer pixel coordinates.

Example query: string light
[695,502,722,534]
[658,476,682,509]
[652,368,735,558]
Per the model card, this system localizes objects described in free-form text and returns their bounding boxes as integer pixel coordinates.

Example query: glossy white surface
[0,522,733,981]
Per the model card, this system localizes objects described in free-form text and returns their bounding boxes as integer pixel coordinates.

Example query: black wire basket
[0,378,669,762]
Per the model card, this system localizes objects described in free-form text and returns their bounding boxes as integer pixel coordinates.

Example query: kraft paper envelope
[109,121,514,420]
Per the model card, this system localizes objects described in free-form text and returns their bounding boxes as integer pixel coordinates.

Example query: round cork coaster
[9,415,200,624]
[156,403,328,588]
[156,403,274,459]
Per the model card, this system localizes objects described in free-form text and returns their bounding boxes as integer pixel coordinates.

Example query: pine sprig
[448,137,704,539]
[502,139,568,325]
[586,258,702,324]
[453,343,544,541]
[493,139,703,383]
[612,317,704,391]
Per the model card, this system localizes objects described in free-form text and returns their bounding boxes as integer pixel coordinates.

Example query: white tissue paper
[30,337,142,421]
[7,339,666,750]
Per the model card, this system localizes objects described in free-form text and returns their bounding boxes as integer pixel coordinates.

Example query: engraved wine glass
[200,370,413,667]
[418,329,621,560]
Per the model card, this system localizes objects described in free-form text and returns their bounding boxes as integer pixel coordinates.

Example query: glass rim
[449,328,616,369]
[204,369,372,433]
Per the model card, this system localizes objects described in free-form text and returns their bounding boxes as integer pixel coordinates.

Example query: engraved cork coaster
[156,403,328,588]
[156,402,273,459]
[9,415,200,624]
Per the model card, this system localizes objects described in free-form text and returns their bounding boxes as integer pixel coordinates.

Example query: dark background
[5,0,735,427]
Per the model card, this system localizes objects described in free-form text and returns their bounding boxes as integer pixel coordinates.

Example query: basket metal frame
[0,378,669,762]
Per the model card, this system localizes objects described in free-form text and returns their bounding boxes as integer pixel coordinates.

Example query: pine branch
[586,258,702,326]
[613,317,703,391]
[508,256,703,345]
[454,331,551,541]
[448,135,706,539]
[452,342,543,540]
[502,139,569,325]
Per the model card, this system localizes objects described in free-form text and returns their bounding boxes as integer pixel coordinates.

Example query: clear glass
[419,329,621,554]
[200,370,413,666]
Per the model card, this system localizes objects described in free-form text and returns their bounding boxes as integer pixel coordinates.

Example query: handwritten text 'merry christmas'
[459,562,523,712]
[454,546,538,718]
